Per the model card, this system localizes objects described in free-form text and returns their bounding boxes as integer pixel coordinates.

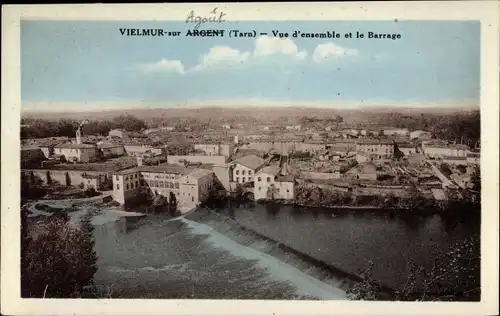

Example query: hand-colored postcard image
[2,3,499,316]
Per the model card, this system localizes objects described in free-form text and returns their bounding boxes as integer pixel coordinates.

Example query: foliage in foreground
[347,235,480,301]
[21,206,98,298]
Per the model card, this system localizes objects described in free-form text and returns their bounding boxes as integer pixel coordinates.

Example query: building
[410,130,433,140]
[81,174,102,190]
[108,129,128,139]
[194,143,234,158]
[285,125,302,131]
[166,155,227,165]
[53,143,98,163]
[221,124,232,130]
[112,165,214,210]
[98,142,125,158]
[467,152,480,165]
[355,140,395,160]
[345,162,378,181]
[442,156,468,166]
[254,165,295,201]
[179,169,215,206]
[397,143,417,157]
[124,144,165,157]
[383,128,410,137]
[230,155,266,184]
[423,143,469,159]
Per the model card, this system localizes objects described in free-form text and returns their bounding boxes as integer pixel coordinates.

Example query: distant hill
[21,105,478,122]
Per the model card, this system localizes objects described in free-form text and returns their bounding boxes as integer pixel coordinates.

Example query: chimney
[234,135,239,145]
[136,155,143,166]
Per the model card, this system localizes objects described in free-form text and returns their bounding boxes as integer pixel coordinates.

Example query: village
[20,116,481,213]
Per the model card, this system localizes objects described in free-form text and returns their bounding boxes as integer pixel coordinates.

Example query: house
[383,128,410,137]
[124,144,165,157]
[317,150,331,161]
[179,169,215,206]
[194,143,234,158]
[254,165,295,201]
[442,156,468,166]
[355,139,395,160]
[98,142,125,158]
[81,173,102,190]
[397,143,417,157]
[285,125,302,131]
[230,155,266,184]
[221,124,232,130]
[410,130,432,140]
[466,152,480,165]
[108,129,128,139]
[345,162,378,181]
[53,143,98,163]
[423,143,469,159]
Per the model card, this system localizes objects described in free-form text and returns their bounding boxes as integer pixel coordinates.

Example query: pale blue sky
[21,20,480,110]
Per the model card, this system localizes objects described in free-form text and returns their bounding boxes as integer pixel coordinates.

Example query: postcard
[1,2,499,316]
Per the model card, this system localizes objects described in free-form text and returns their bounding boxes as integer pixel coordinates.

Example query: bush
[21,208,97,298]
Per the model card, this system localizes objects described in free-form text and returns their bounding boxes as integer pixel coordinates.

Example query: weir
[184,207,395,299]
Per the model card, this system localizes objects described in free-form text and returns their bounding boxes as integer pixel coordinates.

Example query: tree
[21,208,98,298]
[349,236,480,301]
[112,114,147,132]
[470,166,480,191]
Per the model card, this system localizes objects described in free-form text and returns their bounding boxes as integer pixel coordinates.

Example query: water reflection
[265,203,280,218]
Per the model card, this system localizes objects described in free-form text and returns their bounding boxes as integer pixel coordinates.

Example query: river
[87,201,480,300]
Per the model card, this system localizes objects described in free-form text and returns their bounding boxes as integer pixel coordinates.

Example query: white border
[2,2,499,316]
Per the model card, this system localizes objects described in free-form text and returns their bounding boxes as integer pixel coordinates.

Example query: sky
[21,20,480,111]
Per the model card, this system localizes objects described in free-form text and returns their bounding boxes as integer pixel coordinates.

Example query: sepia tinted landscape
[20,19,481,301]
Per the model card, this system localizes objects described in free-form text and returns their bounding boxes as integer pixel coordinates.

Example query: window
[248,170,252,175]
[277,188,280,192]
[236,177,240,182]
[242,177,246,182]
[117,184,120,190]
[192,196,194,202]
[125,176,128,180]
[115,175,119,181]
[135,181,138,187]
[286,189,290,193]
[258,187,261,191]
[236,170,240,175]
[141,180,145,186]
[258,177,262,182]
[242,170,246,175]
[170,182,174,188]
[135,174,138,178]
[175,183,179,189]
[126,184,129,190]
[267,177,271,182]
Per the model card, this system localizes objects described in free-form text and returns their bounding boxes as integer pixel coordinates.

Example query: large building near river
[112,164,215,210]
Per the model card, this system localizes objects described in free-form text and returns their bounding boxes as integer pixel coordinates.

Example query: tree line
[375,110,480,146]
[21,114,147,139]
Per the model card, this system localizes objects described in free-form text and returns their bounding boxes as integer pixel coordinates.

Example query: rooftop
[230,155,266,170]
[114,164,191,175]
[276,174,295,182]
[357,139,394,145]
[257,165,281,176]
[187,168,214,179]
[54,143,96,149]
[346,162,377,175]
